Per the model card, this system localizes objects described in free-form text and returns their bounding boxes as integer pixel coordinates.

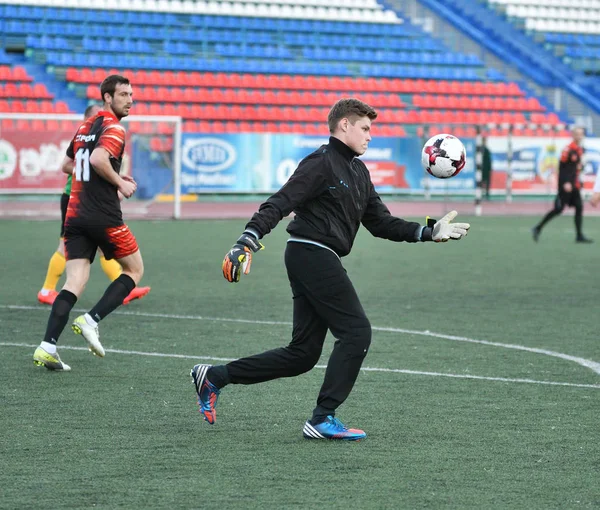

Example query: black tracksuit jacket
[245,136,423,257]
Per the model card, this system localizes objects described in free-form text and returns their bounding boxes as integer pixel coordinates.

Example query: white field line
[2,304,600,377]
[1,342,599,390]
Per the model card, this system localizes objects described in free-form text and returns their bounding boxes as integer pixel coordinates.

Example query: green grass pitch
[1,215,599,509]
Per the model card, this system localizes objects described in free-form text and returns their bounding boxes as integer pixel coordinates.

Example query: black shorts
[64,223,139,262]
[59,193,69,238]
[556,188,582,209]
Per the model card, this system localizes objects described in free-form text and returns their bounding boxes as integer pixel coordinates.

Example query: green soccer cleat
[72,315,105,357]
[33,346,71,371]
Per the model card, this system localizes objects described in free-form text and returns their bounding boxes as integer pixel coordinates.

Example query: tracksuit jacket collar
[329,136,358,162]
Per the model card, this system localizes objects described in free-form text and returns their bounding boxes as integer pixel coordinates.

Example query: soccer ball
[421,134,466,179]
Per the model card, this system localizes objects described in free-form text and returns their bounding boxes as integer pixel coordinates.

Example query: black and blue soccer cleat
[303,415,366,441]
[190,364,220,424]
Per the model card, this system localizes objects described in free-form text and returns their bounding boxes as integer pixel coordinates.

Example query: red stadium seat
[157,122,174,134]
[12,66,31,82]
[183,120,198,132]
[148,103,163,115]
[37,101,53,113]
[16,119,30,130]
[194,120,208,132]
[249,121,264,132]
[163,71,176,86]
[223,121,237,132]
[302,123,318,135]
[526,97,543,111]
[92,69,105,84]
[289,75,305,90]
[74,68,91,84]
[506,82,523,96]
[162,103,177,116]
[184,72,198,86]
[11,100,25,112]
[261,90,277,105]
[201,73,218,87]
[54,101,70,113]
[4,82,18,97]
[393,125,407,137]
[33,83,52,99]
[239,121,254,132]
[65,68,79,82]
[132,70,148,85]
[205,121,221,133]
[222,88,237,103]
[145,71,161,86]
[168,88,183,102]
[31,119,46,131]
[481,97,494,110]
[127,121,141,134]
[150,137,165,152]
[0,118,15,129]
[211,73,227,87]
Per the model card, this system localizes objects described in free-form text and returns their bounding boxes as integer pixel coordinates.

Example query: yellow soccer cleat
[33,346,71,371]
[72,315,105,357]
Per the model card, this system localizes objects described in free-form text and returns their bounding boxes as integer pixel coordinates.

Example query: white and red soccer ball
[421,134,466,179]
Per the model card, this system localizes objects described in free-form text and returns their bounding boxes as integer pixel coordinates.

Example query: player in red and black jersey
[532,127,592,244]
[36,104,150,306]
[34,75,147,371]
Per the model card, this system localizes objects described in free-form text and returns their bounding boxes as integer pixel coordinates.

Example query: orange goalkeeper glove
[222,233,264,283]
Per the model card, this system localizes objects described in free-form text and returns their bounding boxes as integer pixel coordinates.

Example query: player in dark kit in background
[37,104,151,306]
[190,98,471,441]
[33,75,146,371]
[532,127,592,243]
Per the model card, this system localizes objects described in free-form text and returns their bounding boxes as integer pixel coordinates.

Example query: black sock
[206,365,230,389]
[88,274,136,322]
[43,290,77,345]
[310,409,333,425]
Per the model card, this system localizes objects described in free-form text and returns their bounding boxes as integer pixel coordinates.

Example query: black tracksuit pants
[221,241,372,424]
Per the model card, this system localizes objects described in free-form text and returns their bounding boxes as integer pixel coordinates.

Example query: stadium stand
[0,1,571,140]
[489,0,600,75]
[421,0,600,116]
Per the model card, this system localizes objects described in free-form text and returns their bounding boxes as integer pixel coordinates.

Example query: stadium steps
[20,61,84,113]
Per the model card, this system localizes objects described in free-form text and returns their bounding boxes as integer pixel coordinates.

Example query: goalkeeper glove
[422,210,470,242]
[222,232,264,283]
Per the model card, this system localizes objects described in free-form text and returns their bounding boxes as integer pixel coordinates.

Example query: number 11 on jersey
[75,148,90,182]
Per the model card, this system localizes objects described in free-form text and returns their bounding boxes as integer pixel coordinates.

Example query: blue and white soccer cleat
[190,364,221,424]
[303,415,366,441]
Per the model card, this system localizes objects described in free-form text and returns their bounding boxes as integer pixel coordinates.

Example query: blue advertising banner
[178,133,476,195]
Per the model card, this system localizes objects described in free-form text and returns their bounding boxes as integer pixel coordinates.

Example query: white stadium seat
[0,0,403,22]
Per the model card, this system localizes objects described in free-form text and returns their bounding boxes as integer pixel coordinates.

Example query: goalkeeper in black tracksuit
[190,98,470,441]
[532,127,592,243]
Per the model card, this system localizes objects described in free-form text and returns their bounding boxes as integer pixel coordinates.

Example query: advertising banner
[487,136,600,194]
[0,130,72,192]
[180,133,477,195]
[12,129,596,197]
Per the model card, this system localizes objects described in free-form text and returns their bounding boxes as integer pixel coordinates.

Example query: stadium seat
[1,3,562,138]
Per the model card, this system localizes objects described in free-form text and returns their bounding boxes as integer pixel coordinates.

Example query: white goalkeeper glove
[431,210,470,242]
